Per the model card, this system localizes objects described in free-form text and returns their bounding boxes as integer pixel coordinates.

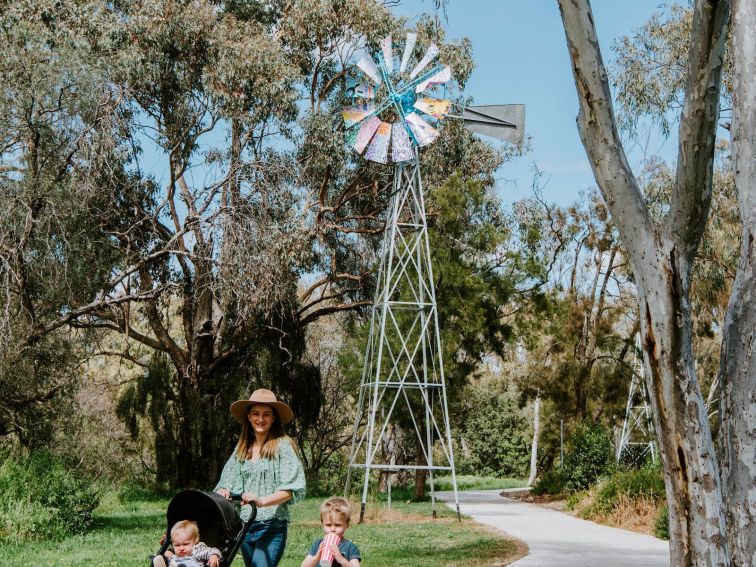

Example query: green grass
[0,494,521,567]
[432,475,528,491]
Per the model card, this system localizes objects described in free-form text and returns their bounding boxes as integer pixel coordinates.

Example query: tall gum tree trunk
[637,246,728,565]
[719,1,756,563]
[557,1,731,564]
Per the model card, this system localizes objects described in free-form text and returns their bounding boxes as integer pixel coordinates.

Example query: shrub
[654,505,669,540]
[0,452,100,541]
[118,482,170,503]
[455,384,530,478]
[588,463,665,515]
[531,468,566,495]
[562,422,614,491]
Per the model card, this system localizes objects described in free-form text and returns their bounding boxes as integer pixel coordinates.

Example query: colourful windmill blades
[346,76,375,99]
[413,98,451,120]
[364,121,392,163]
[408,43,439,80]
[415,65,451,94]
[343,103,375,128]
[391,122,415,162]
[357,54,382,85]
[405,112,439,147]
[352,115,382,154]
[399,33,417,75]
[380,35,394,75]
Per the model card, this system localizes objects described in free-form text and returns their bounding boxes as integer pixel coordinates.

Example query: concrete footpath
[436,489,669,567]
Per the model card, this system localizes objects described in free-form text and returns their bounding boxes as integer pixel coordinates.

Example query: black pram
[150,490,257,567]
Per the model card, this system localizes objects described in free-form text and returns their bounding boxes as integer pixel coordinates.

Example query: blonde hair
[171,520,199,543]
[320,497,352,525]
[234,404,298,461]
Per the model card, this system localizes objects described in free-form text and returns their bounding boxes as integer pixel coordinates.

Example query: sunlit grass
[1,493,522,567]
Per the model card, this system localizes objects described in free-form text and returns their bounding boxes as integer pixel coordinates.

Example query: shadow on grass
[94,509,165,532]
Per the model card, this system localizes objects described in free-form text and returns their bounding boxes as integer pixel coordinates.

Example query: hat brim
[230,399,294,425]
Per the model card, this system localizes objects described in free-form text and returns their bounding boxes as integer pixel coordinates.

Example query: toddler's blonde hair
[320,496,352,525]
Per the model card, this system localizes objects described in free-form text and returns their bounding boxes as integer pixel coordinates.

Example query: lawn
[1,492,524,567]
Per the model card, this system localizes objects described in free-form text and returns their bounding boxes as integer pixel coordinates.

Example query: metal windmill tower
[341,33,525,522]
[617,334,657,464]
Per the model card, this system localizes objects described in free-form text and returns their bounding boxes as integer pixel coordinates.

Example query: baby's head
[320,497,351,539]
[171,520,200,557]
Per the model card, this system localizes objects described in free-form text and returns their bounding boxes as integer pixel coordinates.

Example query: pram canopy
[166,490,243,549]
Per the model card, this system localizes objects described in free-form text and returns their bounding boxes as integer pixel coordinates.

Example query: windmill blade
[399,33,417,74]
[352,115,381,154]
[408,43,439,80]
[405,112,439,146]
[364,121,391,163]
[343,103,375,128]
[455,104,526,146]
[415,66,451,94]
[414,98,451,120]
[352,83,375,99]
[380,35,394,74]
[392,122,415,162]
[357,54,382,85]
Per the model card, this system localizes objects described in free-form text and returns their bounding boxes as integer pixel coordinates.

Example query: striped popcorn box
[319,533,341,566]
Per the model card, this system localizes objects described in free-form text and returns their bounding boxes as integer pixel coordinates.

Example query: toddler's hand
[331,543,345,562]
[208,554,220,567]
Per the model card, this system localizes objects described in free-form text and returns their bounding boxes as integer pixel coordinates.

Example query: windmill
[341,32,524,522]
[617,334,657,464]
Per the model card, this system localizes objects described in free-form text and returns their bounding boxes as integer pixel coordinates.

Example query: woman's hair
[234,404,297,460]
[320,496,352,525]
[171,520,200,542]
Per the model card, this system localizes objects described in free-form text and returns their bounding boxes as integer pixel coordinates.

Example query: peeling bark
[557,1,731,565]
[718,1,756,564]
[528,395,541,487]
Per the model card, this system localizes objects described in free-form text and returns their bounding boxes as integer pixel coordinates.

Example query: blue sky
[391,1,678,206]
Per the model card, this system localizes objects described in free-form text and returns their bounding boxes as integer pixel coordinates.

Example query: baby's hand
[164,550,174,558]
[208,554,220,567]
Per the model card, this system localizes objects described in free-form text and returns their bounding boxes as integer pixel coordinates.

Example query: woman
[215,388,306,567]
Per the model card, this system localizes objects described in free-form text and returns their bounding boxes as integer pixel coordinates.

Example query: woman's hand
[216,488,231,500]
[241,492,258,505]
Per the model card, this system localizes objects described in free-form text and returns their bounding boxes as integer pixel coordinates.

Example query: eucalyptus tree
[0,0,499,488]
[718,1,756,562]
[0,0,125,445]
[557,0,756,565]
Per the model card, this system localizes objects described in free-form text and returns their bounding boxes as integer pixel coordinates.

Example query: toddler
[153,520,222,567]
[301,497,361,567]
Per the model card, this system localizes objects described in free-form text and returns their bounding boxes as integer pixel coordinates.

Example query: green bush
[455,384,530,478]
[654,505,669,540]
[118,482,171,504]
[0,452,100,541]
[594,464,664,511]
[531,468,566,495]
[306,450,350,497]
[562,422,614,491]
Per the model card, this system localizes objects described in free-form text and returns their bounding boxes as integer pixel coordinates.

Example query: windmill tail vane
[344,32,525,523]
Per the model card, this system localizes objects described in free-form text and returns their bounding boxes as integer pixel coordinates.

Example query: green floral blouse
[214,438,306,522]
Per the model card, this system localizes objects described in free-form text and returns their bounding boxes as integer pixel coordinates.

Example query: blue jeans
[241,519,288,567]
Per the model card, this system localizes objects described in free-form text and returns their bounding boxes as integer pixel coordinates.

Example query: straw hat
[230,388,294,425]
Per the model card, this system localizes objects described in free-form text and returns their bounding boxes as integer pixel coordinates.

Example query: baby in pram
[154,520,222,567]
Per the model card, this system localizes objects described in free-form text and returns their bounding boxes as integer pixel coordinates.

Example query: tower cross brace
[344,152,461,522]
